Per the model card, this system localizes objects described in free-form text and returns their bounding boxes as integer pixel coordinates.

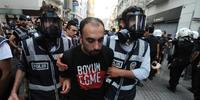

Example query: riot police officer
[104,6,150,100]
[167,28,194,92]
[8,5,71,100]
[190,31,200,100]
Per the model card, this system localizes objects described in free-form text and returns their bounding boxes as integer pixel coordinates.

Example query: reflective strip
[0,37,8,45]
[106,78,136,91]
[106,78,112,83]
[29,83,61,91]
[138,39,145,57]
[130,55,144,62]
[26,38,36,55]
[109,36,116,49]
[26,53,62,61]
[26,55,50,61]
[114,52,126,60]
[114,51,144,62]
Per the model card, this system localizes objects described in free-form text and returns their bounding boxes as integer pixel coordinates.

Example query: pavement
[135,57,193,100]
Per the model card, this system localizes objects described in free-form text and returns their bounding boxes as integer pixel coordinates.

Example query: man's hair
[79,17,104,35]
[66,20,78,29]
[112,28,116,32]
[145,24,154,33]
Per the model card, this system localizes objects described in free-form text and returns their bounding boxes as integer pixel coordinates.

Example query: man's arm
[58,51,71,94]
[56,57,68,71]
[107,45,150,80]
[132,45,150,80]
[107,67,135,79]
[8,69,25,100]
[8,49,26,100]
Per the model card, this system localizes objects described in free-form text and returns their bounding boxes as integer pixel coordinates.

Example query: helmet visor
[126,12,146,32]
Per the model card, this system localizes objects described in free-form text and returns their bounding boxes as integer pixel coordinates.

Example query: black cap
[19,15,27,21]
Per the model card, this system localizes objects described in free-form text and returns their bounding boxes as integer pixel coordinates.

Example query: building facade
[146,0,200,37]
[113,0,200,37]
[0,0,64,22]
[63,0,88,22]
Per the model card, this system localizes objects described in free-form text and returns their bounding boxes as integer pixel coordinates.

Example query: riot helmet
[191,31,199,39]
[175,28,191,39]
[118,6,146,43]
[39,5,62,40]
[153,29,162,37]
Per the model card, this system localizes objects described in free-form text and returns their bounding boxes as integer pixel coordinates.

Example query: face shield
[40,15,62,40]
[125,12,146,33]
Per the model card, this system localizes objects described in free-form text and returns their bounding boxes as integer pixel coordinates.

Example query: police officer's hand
[107,66,123,78]
[8,93,19,100]
[56,58,68,71]
[60,78,71,94]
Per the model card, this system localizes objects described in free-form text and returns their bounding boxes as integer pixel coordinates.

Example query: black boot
[167,85,176,92]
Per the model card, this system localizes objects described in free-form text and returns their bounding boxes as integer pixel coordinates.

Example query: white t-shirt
[0,42,13,60]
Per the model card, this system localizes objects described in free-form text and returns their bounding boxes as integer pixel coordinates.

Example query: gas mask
[118,6,146,43]
[39,10,62,41]
[41,18,61,39]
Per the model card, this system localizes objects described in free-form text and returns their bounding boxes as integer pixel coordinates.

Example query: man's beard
[82,46,101,56]
[89,50,101,55]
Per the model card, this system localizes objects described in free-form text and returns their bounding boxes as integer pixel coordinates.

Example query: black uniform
[168,37,194,91]
[191,38,200,100]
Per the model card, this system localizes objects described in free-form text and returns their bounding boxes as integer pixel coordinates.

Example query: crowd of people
[0,3,199,100]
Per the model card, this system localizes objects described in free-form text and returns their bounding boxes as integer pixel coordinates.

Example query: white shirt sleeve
[0,42,13,60]
[132,45,150,80]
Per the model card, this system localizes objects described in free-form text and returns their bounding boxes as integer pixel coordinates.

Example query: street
[135,58,193,100]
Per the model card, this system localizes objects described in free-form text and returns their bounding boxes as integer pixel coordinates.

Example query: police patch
[112,59,123,68]
[130,62,137,69]
[31,62,49,70]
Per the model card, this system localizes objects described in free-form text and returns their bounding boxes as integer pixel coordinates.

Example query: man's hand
[60,78,71,94]
[8,92,19,100]
[56,58,68,71]
[107,67,123,78]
